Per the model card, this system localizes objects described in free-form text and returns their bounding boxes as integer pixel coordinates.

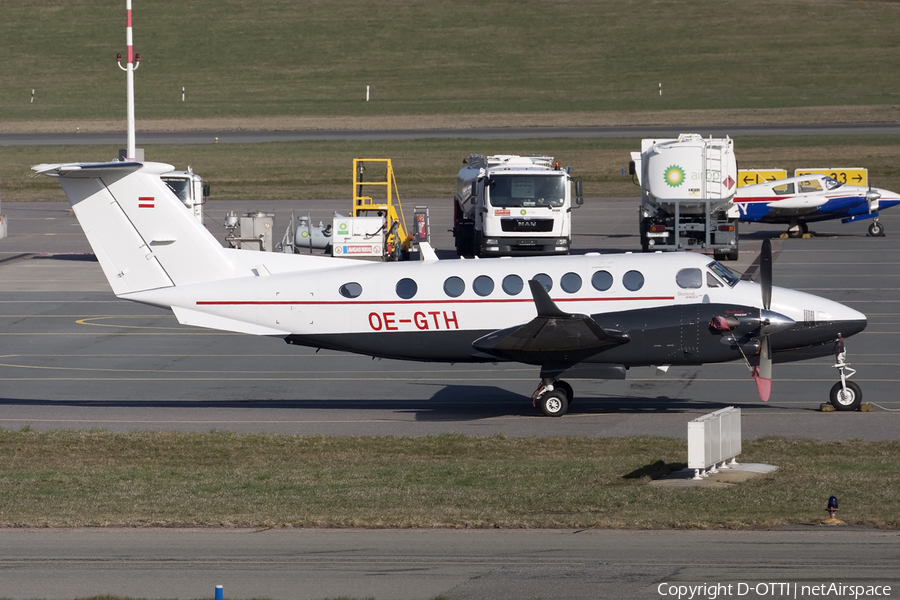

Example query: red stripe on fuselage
[734,196,789,204]
[196,296,676,307]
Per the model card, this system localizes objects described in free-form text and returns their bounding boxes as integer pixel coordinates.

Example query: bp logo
[339,222,348,231]
[520,209,527,215]
[664,165,685,188]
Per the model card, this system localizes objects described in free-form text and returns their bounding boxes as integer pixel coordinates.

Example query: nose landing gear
[867,219,885,237]
[829,336,862,411]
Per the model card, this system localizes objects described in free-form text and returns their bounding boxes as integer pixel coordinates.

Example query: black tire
[714,250,738,262]
[829,381,862,411]
[538,390,569,417]
[868,221,885,237]
[787,224,803,238]
[554,380,574,403]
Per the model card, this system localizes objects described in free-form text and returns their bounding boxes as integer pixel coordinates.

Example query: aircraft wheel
[829,381,862,411]
[868,221,885,237]
[538,390,569,417]
[787,224,803,238]
[554,380,574,404]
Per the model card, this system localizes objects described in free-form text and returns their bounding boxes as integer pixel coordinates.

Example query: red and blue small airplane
[734,174,900,238]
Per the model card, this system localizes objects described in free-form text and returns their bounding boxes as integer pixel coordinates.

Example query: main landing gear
[786,221,810,239]
[829,336,862,411]
[532,378,574,417]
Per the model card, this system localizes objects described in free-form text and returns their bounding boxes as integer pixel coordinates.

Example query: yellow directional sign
[795,168,868,187]
[737,169,787,187]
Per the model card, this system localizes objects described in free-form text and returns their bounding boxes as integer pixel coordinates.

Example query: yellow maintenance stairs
[352,158,412,260]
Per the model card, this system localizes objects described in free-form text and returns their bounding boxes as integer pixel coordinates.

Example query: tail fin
[33,161,234,296]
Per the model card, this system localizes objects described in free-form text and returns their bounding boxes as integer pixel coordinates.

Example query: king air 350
[35,160,868,416]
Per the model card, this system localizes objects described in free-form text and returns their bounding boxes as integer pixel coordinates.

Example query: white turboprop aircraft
[34,160,869,415]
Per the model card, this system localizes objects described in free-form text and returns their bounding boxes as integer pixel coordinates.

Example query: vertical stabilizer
[33,161,234,296]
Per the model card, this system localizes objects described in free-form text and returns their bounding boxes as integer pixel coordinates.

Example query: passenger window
[339,282,362,298]
[396,278,417,299]
[443,276,465,298]
[706,272,723,288]
[623,270,644,291]
[473,275,495,297]
[560,272,582,293]
[591,270,613,291]
[773,182,795,195]
[533,273,553,292]
[502,274,524,295]
[676,268,702,289]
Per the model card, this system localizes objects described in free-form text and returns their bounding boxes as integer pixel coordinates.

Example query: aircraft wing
[471,280,629,365]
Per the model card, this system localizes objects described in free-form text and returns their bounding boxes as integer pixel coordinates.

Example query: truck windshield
[161,177,190,202]
[487,175,566,208]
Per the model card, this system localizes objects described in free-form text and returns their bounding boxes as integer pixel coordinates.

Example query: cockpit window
[676,268,702,289]
[798,179,823,193]
[706,261,739,288]
[823,176,843,191]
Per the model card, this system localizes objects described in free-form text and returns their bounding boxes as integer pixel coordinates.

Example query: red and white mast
[117,0,140,160]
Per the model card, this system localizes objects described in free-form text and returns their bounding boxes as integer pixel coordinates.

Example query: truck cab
[454,155,582,257]
[161,167,209,225]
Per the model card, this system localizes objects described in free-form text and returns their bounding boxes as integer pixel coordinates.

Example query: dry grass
[4,134,900,203]
[1,431,899,529]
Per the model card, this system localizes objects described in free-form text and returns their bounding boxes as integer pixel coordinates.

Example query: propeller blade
[752,335,773,402]
[760,238,772,311]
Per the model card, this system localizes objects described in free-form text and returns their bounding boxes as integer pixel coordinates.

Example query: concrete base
[649,463,779,488]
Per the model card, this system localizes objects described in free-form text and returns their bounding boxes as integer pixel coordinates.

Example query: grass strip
[3,135,900,203]
[1,430,898,529]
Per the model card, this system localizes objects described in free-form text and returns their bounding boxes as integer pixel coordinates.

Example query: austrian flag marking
[138,196,155,209]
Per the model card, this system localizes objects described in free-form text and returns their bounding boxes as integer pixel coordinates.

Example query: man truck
[453,154,583,257]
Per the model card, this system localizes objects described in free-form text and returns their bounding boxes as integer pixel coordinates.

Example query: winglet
[528,279,570,318]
